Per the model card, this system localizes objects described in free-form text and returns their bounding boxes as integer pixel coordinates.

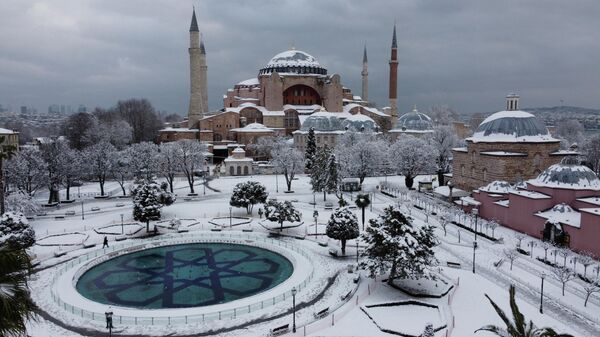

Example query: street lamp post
[313,210,319,237]
[291,287,297,333]
[120,214,124,235]
[529,241,536,258]
[539,272,546,314]
[356,241,359,264]
[229,207,233,229]
[275,171,279,193]
[471,208,479,241]
[472,241,478,274]
[105,308,113,337]
[81,200,85,220]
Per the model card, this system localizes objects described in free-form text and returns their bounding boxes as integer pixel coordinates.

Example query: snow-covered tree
[487,219,499,238]
[263,200,301,230]
[83,140,116,196]
[157,142,181,193]
[514,233,527,249]
[360,205,437,284]
[577,252,596,278]
[128,142,159,180]
[39,139,72,204]
[5,191,40,216]
[354,193,371,230]
[305,127,317,172]
[425,105,459,126]
[438,211,449,236]
[0,212,35,249]
[311,147,338,200]
[270,138,303,192]
[556,119,585,148]
[326,207,359,255]
[131,181,175,231]
[58,146,82,201]
[5,147,46,196]
[335,132,384,184]
[584,135,600,175]
[420,323,435,337]
[390,137,437,189]
[247,136,277,161]
[175,140,206,194]
[558,248,571,267]
[551,266,575,296]
[503,249,519,270]
[229,181,268,215]
[539,241,553,261]
[110,149,133,196]
[83,119,133,150]
[583,278,600,307]
[427,125,458,184]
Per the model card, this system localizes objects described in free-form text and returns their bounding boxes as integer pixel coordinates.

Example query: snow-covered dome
[392,108,433,132]
[259,50,327,76]
[469,110,556,143]
[230,123,274,133]
[299,112,345,132]
[341,113,380,132]
[479,180,514,194]
[529,157,600,190]
[236,78,259,87]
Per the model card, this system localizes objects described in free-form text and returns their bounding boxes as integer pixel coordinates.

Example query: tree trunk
[187,174,195,194]
[323,191,326,201]
[341,239,346,255]
[387,259,397,285]
[562,283,565,296]
[510,260,513,270]
[585,293,591,307]
[361,207,365,230]
[100,180,105,196]
[405,175,414,189]
[437,170,444,186]
[168,176,174,193]
[66,184,71,201]
[120,182,126,196]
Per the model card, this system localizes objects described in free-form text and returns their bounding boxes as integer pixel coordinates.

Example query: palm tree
[0,245,38,337]
[476,285,573,337]
[0,136,17,214]
[354,193,371,231]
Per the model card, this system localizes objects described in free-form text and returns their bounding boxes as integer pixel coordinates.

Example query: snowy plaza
[18,174,599,336]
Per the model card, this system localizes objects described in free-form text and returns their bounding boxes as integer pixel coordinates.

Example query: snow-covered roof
[297,111,380,133]
[391,108,433,132]
[159,127,199,133]
[580,208,600,216]
[452,147,468,153]
[528,157,600,190]
[0,128,17,134]
[479,180,514,194]
[468,110,558,143]
[458,196,481,206]
[535,203,581,228]
[236,78,259,86]
[480,151,527,157]
[232,147,245,154]
[230,123,275,133]
[510,190,551,199]
[342,103,389,117]
[494,199,510,207]
[576,196,600,207]
[266,50,321,68]
[433,186,470,198]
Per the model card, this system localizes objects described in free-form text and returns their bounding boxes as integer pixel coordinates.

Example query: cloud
[0,0,598,114]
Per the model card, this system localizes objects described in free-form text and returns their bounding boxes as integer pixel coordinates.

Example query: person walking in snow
[103,236,109,248]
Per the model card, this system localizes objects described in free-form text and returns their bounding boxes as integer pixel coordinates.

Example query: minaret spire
[190,7,199,32]
[361,44,368,102]
[388,23,399,124]
[188,7,208,128]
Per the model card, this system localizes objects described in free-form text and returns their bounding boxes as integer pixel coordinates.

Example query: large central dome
[469,110,556,143]
[259,50,327,76]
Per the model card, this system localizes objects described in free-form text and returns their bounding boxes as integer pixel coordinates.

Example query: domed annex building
[388,107,434,139]
[450,94,575,192]
[159,11,401,161]
[470,157,600,257]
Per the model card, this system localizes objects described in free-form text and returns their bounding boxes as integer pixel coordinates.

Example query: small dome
[479,180,514,194]
[529,158,600,190]
[393,108,433,132]
[300,112,344,132]
[260,50,327,76]
[341,113,379,132]
[470,110,556,143]
[232,147,245,154]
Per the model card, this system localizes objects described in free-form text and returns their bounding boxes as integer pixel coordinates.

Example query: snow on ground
[23,173,600,336]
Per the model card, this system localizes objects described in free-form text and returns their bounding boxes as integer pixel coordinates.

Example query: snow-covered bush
[229,181,268,215]
[0,212,35,249]
[5,191,40,216]
[263,200,301,230]
[326,207,359,255]
[420,323,435,337]
[360,205,437,284]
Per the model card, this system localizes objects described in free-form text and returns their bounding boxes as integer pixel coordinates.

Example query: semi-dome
[299,111,344,132]
[392,108,433,132]
[469,110,556,143]
[341,113,380,132]
[259,50,327,76]
[529,157,600,190]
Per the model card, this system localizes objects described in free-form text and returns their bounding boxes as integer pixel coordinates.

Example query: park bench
[340,290,353,301]
[314,307,329,319]
[318,241,328,247]
[324,202,333,210]
[446,261,461,269]
[269,324,289,336]
[54,216,65,220]
[210,228,222,232]
[268,231,281,238]
[328,248,338,257]
[294,234,306,240]
[115,236,127,242]
[116,203,125,207]
[177,228,189,233]
[242,228,253,232]
[91,207,100,211]
[83,243,96,249]
[353,274,361,284]
[53,251,67,258]
[65,211,76,216]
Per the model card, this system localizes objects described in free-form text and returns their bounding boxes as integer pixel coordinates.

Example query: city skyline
[1,0,599,115]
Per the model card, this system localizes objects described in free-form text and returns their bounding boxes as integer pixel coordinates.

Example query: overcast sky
[1,0,599,115]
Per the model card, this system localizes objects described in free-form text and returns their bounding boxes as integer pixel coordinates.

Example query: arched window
[284,110,300,135]
[244,166,249,175]
[461,165,465,176]
[237,166,242,175]
[471,167,476,178]
[229,166,234,175]
[240,108,263,124]
[283,85,320,105]
[214,134,222,142]
[483,169,487,181]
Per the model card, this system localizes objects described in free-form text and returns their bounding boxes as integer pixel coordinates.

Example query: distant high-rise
[78,104,87,113]
[188,7,208,128]
[20,106,27,114]
[389,24,399,124]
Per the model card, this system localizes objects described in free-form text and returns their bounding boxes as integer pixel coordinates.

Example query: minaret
[361,45,368,102]
[188,8,207,128]
[388,24,399,124]
[199,34,208,116]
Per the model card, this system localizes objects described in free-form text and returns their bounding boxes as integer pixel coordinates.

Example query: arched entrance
[240,108,263,125]
[284,109,300,135]
[542,221,570,247]
[283,85,320,105]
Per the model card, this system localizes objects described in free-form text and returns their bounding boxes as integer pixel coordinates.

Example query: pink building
[467,157,600,257]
